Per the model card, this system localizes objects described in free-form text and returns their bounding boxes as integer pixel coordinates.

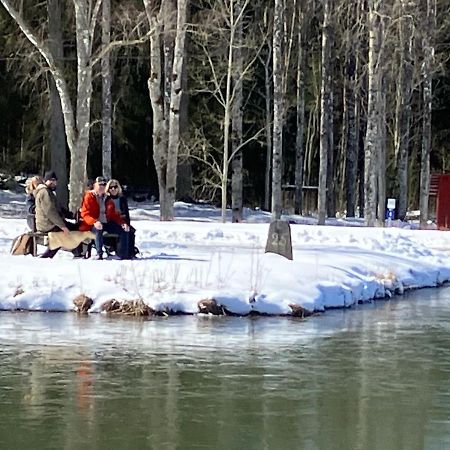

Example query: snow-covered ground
[1,189,450,315]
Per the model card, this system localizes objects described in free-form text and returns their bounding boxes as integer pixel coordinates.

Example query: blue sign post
[386,198,396,226]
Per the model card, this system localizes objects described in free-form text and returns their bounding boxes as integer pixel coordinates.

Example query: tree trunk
[263,41,272,212]
[231,0,243,223]
[377,86,386,225]
[318,0,331,225]
[145,0,188,221]
[47,0,68,208]
[163,0,175,154]
[294,5,305,215]
[220,8,234,222]
[419,0,435,228]
[326,88,334,218]
[69,0,99,212]
[272,0,284,220]
[102,0,112,179]
[395,0,414,220]
[364,0,382,226]
[344,1,358,218]
[166,0,188,220]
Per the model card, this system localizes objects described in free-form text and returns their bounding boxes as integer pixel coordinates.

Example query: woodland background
[0,0,449,225]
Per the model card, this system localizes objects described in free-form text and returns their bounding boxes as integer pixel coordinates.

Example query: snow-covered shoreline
[1,189,450,315]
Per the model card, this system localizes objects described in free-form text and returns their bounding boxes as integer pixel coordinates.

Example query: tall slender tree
[102,0,112,179]
[231,0,244,223]
[294,1,305,215]
[271,0,283,220]
[144,0,189,221]
[419,0,436,228]
[394,0,415,220]
[318,0,332,225]
[47,0,68,207]
[364,0,382,226]
[343,1,359,218]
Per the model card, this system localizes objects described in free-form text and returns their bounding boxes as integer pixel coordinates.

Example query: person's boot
[39,248,59,258]
[72,244,84,259]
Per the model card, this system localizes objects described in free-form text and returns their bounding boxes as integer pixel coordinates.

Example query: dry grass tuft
[288,303,313,318]
[198,298,226,315]
[73,294,93,313]
[101,298,155,316]
[13,287,24,297]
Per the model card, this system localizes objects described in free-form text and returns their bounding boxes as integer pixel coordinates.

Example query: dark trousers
[92,222,128,258]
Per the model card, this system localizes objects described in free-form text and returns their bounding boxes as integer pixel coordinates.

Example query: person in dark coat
[25,175,44,231]
[106,179,136,259]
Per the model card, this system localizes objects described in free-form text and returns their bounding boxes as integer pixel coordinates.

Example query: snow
[1,188,450,315]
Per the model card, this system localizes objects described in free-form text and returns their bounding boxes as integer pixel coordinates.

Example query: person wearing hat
[34,171,71,258]
[78,176,129,260]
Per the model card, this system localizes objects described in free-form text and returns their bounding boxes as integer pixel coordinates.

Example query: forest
[0,0,449,225]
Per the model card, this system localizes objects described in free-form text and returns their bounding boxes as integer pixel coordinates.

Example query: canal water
[1,287,450,450]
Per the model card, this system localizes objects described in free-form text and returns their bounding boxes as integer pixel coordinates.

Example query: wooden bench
[85,232,119,258]
[27,232,49,257]
[29,231,119,258]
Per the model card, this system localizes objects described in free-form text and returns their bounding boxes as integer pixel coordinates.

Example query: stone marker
[265,220,293,260]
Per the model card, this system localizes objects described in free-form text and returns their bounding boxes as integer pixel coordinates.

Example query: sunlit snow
[1,189,450,315]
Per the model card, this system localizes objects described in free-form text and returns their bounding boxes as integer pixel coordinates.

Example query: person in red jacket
[79,176,129,260]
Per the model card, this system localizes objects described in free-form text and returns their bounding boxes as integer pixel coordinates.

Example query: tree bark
[344,1,358,218]
[318,0,331,225]
[395,0,414,220]
[364,0,382,226]
[47,0,68,207]
[419,0,435,228]
[271,0,284,220]
[145,0,188,221]
[377,85,386,225]
[166,0,188,220]
[294,4,305,215]
[231,0,243,223]
[102,0,112,179]
[263,38,272,212]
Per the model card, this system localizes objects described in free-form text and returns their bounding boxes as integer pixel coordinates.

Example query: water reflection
[1,287,450,449]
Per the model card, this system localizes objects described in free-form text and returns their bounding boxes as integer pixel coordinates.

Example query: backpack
[10,233,34,256]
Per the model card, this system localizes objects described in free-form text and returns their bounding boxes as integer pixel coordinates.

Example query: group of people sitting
[25,171,135,260]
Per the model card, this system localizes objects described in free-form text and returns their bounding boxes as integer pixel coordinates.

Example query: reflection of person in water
[76,361,94,411]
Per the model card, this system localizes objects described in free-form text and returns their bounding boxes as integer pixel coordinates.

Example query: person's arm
[121,196,131,225]
[106,199,125,225]
[26,194,36,215]
[80,193,98,226]
[41,189,66,230]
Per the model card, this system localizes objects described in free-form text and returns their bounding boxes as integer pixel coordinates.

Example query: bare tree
[259,5,272,212]
[183,0,263,222]
[144,0,189,221]
[394,0,415,220]
[318,0,332,225]
[271,0,284,220]
[0,0,105,212]
[364,0,383,226]
[343,1,360,218]
[377,83,386,225]
[294,1,306,215]
[47,0,68,207]
[231,0,243,223]
[102,0,112,179]
[419,0,436,227]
